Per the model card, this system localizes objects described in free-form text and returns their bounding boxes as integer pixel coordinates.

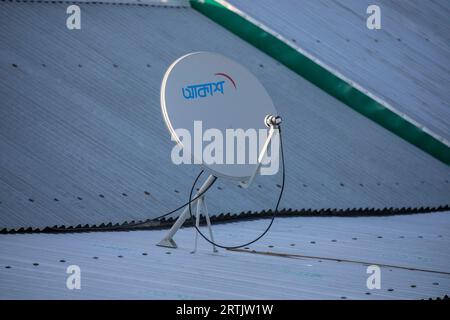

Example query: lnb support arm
[239,114,282,189]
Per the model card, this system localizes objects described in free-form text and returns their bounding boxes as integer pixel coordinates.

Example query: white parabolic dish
[161,52,278,180]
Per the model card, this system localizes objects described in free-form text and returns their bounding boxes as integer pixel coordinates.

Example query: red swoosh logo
[215,72,236,89]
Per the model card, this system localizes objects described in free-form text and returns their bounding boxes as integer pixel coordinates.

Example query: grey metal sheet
[0,2,449,231]
[228,0,450,143]
[0,212,449,299]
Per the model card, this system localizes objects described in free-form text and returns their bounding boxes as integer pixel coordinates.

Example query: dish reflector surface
[161,52,277,180]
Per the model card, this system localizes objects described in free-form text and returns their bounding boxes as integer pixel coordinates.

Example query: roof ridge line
[2,205,449,234]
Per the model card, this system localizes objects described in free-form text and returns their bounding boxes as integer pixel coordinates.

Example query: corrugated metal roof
[65,0,189,6]
[72,0,189,5]
[0,2,449,231]
[1,212,449,299]
[228,0,450,143]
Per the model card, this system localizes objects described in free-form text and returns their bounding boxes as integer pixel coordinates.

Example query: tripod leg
[157,175,216,249]
[191,197,202,254]
[203,199,218,253]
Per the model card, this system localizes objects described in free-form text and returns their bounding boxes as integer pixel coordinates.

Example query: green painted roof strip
[190,0,450,165]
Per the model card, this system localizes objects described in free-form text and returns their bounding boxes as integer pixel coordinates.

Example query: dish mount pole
[156,174,217,251]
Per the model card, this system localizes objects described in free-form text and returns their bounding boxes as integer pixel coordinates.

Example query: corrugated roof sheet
[0,2,449,231]
[1,212,449,299]
[228,0,450,144]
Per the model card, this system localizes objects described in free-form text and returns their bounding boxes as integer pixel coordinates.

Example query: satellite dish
[161,51,277,180]
[158,52,282,251]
